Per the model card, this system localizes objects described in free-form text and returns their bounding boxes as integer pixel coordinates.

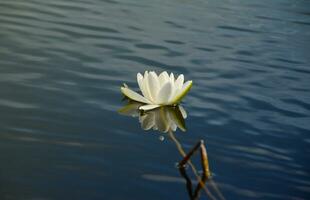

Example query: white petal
[148,71,160,102]
[170,80,193,104]
[137,73,143,91]
[170,73,175,83]
[144,71,148,77]
[175,74,184,89]
[137,73,143,86]
[156,82,173,104]
[121,87,152,104]
[137,73,149,100]
[168,85,178,103]
[158,71,169,87]
[142,72,154,102]
[139,104,160,111]
[169,73,176,98]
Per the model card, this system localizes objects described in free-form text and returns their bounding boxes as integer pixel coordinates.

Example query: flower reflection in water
[119,100,187,133]
[119,100,225,200]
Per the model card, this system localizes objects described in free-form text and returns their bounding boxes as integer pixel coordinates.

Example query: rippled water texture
[1,0,310,199]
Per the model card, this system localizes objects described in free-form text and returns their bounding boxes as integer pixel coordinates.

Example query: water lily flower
[121,71,193,111]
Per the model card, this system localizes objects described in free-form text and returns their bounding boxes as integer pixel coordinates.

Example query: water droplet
[175,162,189,169]
[159,136,165,141]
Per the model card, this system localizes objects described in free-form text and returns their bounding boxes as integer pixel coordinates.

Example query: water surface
[1,0,310,199]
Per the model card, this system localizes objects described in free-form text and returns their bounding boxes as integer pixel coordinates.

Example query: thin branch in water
[169,130,226,200]
[168,131,217,200]
[178,140,202,167]
[200,140,211,178]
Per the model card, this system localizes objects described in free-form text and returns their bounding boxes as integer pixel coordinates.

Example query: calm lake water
[1,0,310,199]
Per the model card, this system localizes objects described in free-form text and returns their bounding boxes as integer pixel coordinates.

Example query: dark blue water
[1,0,310,199]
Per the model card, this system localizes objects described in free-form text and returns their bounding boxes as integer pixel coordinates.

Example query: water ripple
[0,0,309,199]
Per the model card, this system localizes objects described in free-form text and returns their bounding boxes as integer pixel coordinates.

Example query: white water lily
[121,71,193,111]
